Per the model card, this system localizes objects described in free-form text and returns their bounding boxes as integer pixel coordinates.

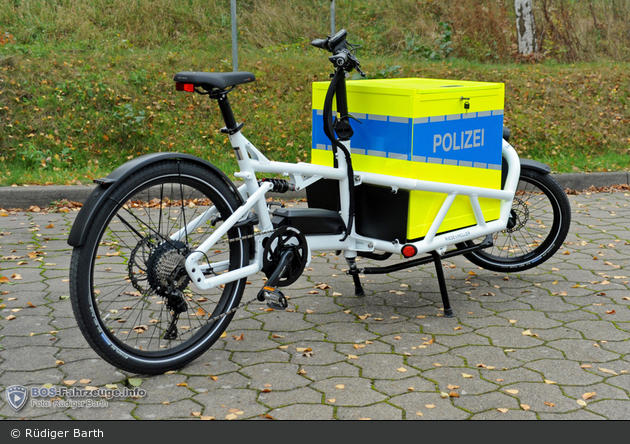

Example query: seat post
[217,93,238,133]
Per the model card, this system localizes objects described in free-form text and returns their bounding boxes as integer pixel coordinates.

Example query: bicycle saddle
[173,71,255,90]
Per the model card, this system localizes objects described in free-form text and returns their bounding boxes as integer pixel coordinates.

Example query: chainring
[262,226,308,287]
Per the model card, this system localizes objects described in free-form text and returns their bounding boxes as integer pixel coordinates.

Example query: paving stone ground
[1,191,629,420]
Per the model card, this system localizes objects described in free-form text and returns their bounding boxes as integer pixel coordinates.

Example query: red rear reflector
[175,82,194,92]
[401,245,417,258]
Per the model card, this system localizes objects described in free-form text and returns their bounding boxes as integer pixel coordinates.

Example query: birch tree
[515,0,537,54]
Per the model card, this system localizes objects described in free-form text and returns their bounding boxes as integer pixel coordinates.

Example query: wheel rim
[472,173,563,267]
[87,173,245,359]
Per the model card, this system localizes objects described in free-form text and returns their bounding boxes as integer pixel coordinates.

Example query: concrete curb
[0,172,628,210]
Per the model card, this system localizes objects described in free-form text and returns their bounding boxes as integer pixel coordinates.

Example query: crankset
[261,226,308,288]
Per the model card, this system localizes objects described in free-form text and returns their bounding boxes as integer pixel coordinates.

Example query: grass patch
[1,1,629,186]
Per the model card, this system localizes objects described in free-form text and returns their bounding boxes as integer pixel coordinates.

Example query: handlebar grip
[310,38,326,49]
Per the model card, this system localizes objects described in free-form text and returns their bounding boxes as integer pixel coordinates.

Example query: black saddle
[173,71,255,91]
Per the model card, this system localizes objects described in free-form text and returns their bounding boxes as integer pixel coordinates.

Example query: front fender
[501,152,551,190]
[67,152,241,247]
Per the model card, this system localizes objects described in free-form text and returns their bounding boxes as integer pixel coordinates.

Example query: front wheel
[463,168,571,273]
[69,160,252,374]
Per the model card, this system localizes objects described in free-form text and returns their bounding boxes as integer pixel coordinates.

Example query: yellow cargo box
[311,78,505,241]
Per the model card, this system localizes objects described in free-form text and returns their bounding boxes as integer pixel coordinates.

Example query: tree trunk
[515,0,537,54]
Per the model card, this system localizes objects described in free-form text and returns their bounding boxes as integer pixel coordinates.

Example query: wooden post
[515,0,537,55]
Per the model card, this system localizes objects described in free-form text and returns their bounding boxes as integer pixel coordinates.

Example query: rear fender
[67,153,242,247]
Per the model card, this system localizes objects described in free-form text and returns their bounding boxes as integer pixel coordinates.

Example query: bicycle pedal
[257,286,288,310]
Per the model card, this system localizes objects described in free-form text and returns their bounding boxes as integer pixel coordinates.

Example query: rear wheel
[463,168,571,272]
[69,160,251,374]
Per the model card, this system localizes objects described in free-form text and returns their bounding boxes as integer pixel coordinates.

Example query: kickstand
[430,251,454,317]
[346,257,365,296]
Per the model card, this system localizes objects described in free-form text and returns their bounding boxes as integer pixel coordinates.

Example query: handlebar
[310,29,364,76]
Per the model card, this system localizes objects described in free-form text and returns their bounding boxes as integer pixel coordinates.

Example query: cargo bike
[67,30,571,374]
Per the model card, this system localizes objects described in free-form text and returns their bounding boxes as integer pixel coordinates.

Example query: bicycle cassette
[262,226,308,287]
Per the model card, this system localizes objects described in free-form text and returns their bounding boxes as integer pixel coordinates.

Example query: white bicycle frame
[179,127,521,291]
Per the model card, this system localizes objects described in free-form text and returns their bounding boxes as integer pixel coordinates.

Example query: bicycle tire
[463,168,571,273]
[69,160,251,374]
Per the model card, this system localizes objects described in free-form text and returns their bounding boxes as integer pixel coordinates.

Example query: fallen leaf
[233,333,244,341]
[177,382,188,387]
[297,368,307,375]
[599,368,618,376]
[191,411,201,417]
[462,373,474,379]
[425,404,436,409]
[5,315,16,321]
[225,413,238,420]
[505,389,519,395]
[79,379,91,384]
[335,384,345,389]
[63,380,77,386]
[449,391,460,398]
[348,354,359,360]
[544,380,556,385]
[327,398,336,403]
[582,392,596,400]
[520,404,530,411]
[397,367,408,373]
[576,399,587,407]
[127,378,143,387]
[447,384,460,390]
[580,364,592,369]
[606,310,616,314]
[497,408,509,413]
[544,402,555,407]
[415,412,424,417]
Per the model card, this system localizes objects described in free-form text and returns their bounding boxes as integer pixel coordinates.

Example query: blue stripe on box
[312,110,412,160]
[312,110,503,169]
[413,113,503,168]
